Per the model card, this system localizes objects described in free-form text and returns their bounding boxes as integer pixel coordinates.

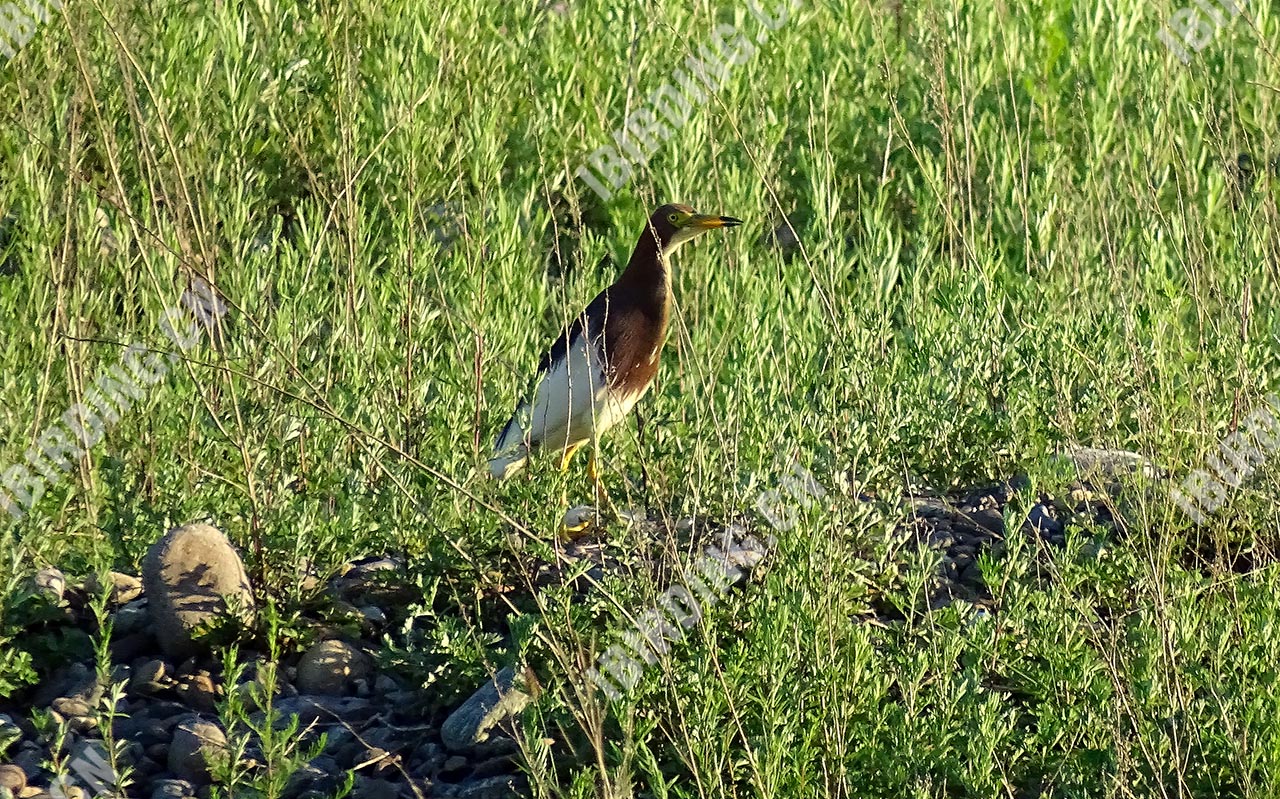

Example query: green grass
[1,0,1279,795]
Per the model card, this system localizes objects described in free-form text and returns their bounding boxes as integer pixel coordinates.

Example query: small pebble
[33,567,66,600]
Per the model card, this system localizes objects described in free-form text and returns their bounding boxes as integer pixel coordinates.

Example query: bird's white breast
[495,327,645,460]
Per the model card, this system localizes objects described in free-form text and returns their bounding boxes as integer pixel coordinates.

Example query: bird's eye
[668,213,679,223]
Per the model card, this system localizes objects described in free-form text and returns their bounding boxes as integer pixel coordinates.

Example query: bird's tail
[487,449,529,480]
[488,414,529,480]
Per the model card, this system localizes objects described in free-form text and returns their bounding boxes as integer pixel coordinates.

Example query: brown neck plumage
[614,225,670,321]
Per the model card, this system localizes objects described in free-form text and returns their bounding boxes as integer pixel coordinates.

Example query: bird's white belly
[525,331,641,451]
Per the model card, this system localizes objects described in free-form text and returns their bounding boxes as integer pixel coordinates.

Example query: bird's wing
[490,292,613,476]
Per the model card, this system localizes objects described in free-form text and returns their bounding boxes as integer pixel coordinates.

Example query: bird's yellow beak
[688,214,744,230]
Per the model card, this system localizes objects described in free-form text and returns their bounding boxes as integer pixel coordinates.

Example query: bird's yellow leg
[559,442,596,538]
[560,442,582,472]
[558,445,577,513]
[588,447,619,518]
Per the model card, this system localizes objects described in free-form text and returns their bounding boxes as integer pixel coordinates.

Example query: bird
[488,203,742,513]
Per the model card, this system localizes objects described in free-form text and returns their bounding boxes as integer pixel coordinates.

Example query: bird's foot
[559,504,603,540]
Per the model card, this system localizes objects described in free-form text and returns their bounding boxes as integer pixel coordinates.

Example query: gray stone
[296,640,372,696]
[1025,503,1064,539]
[284,762,333,796]
[330,557,415,606]
[32,567,66,601]
[352,776,400,799]
[440,755,469,778]
[471,752,519,779]
[130,660,169,695]
[150,778,195,799]
[109,632,152,664]
[10,745,43,779]
[456,775,527,799]
[50,696,94,726]
[175,672,218,713]
[32,662,95,709]
[86,571,144,604]
[373,674,399,696]
[168,718,227,782]
[441,667,531,752]
[0,717,20,753]
[113,600,150,635]
[968,509,1004,535]
[268,696,375,727]
[142,524,255,657]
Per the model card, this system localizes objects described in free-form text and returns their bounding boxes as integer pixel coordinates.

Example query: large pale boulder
[142,523,254,657]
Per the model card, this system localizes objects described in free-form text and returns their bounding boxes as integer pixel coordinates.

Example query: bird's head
[648,203,743,253]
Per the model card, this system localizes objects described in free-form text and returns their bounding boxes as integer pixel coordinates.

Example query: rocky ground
[0,449,1170,799]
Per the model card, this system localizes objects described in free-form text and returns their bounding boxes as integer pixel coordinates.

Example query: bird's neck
[616,228,672,320]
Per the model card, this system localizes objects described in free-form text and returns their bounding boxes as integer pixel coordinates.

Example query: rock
[308,755,340,775]
[109,631,152,663]
[9,746,43,780]
[50,782,90,799]
[130,660,169,695]
[296,641,372,696]
[0,717,21,753]
[967,509,1004,535]
[455,775,528,799]
[150,778,195,799]
[352,776,399,799]
[329,556,415,606]
[142,523,255,657]
[470,752,519,779]
[168,718,227,782]
[441,667,531,752]
[112,600,150,636]
[35,664,97,708]
[348,746,394,775]
[926,531,954,550]
[87,572,144,604]
[410,742,445,777]
[32,567,66,601]
[50,696,98,733]
[133,754,165,780]
[0,765,26,793]
[708,526,770,572]
[284,762,335,797]
[175,673,218,713]
[359,727,400,753]
[373,675,399,696]
[1024,503,1064,539]
[399,779,435,799]
[440,755,469,778]
[267,696,375,727]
